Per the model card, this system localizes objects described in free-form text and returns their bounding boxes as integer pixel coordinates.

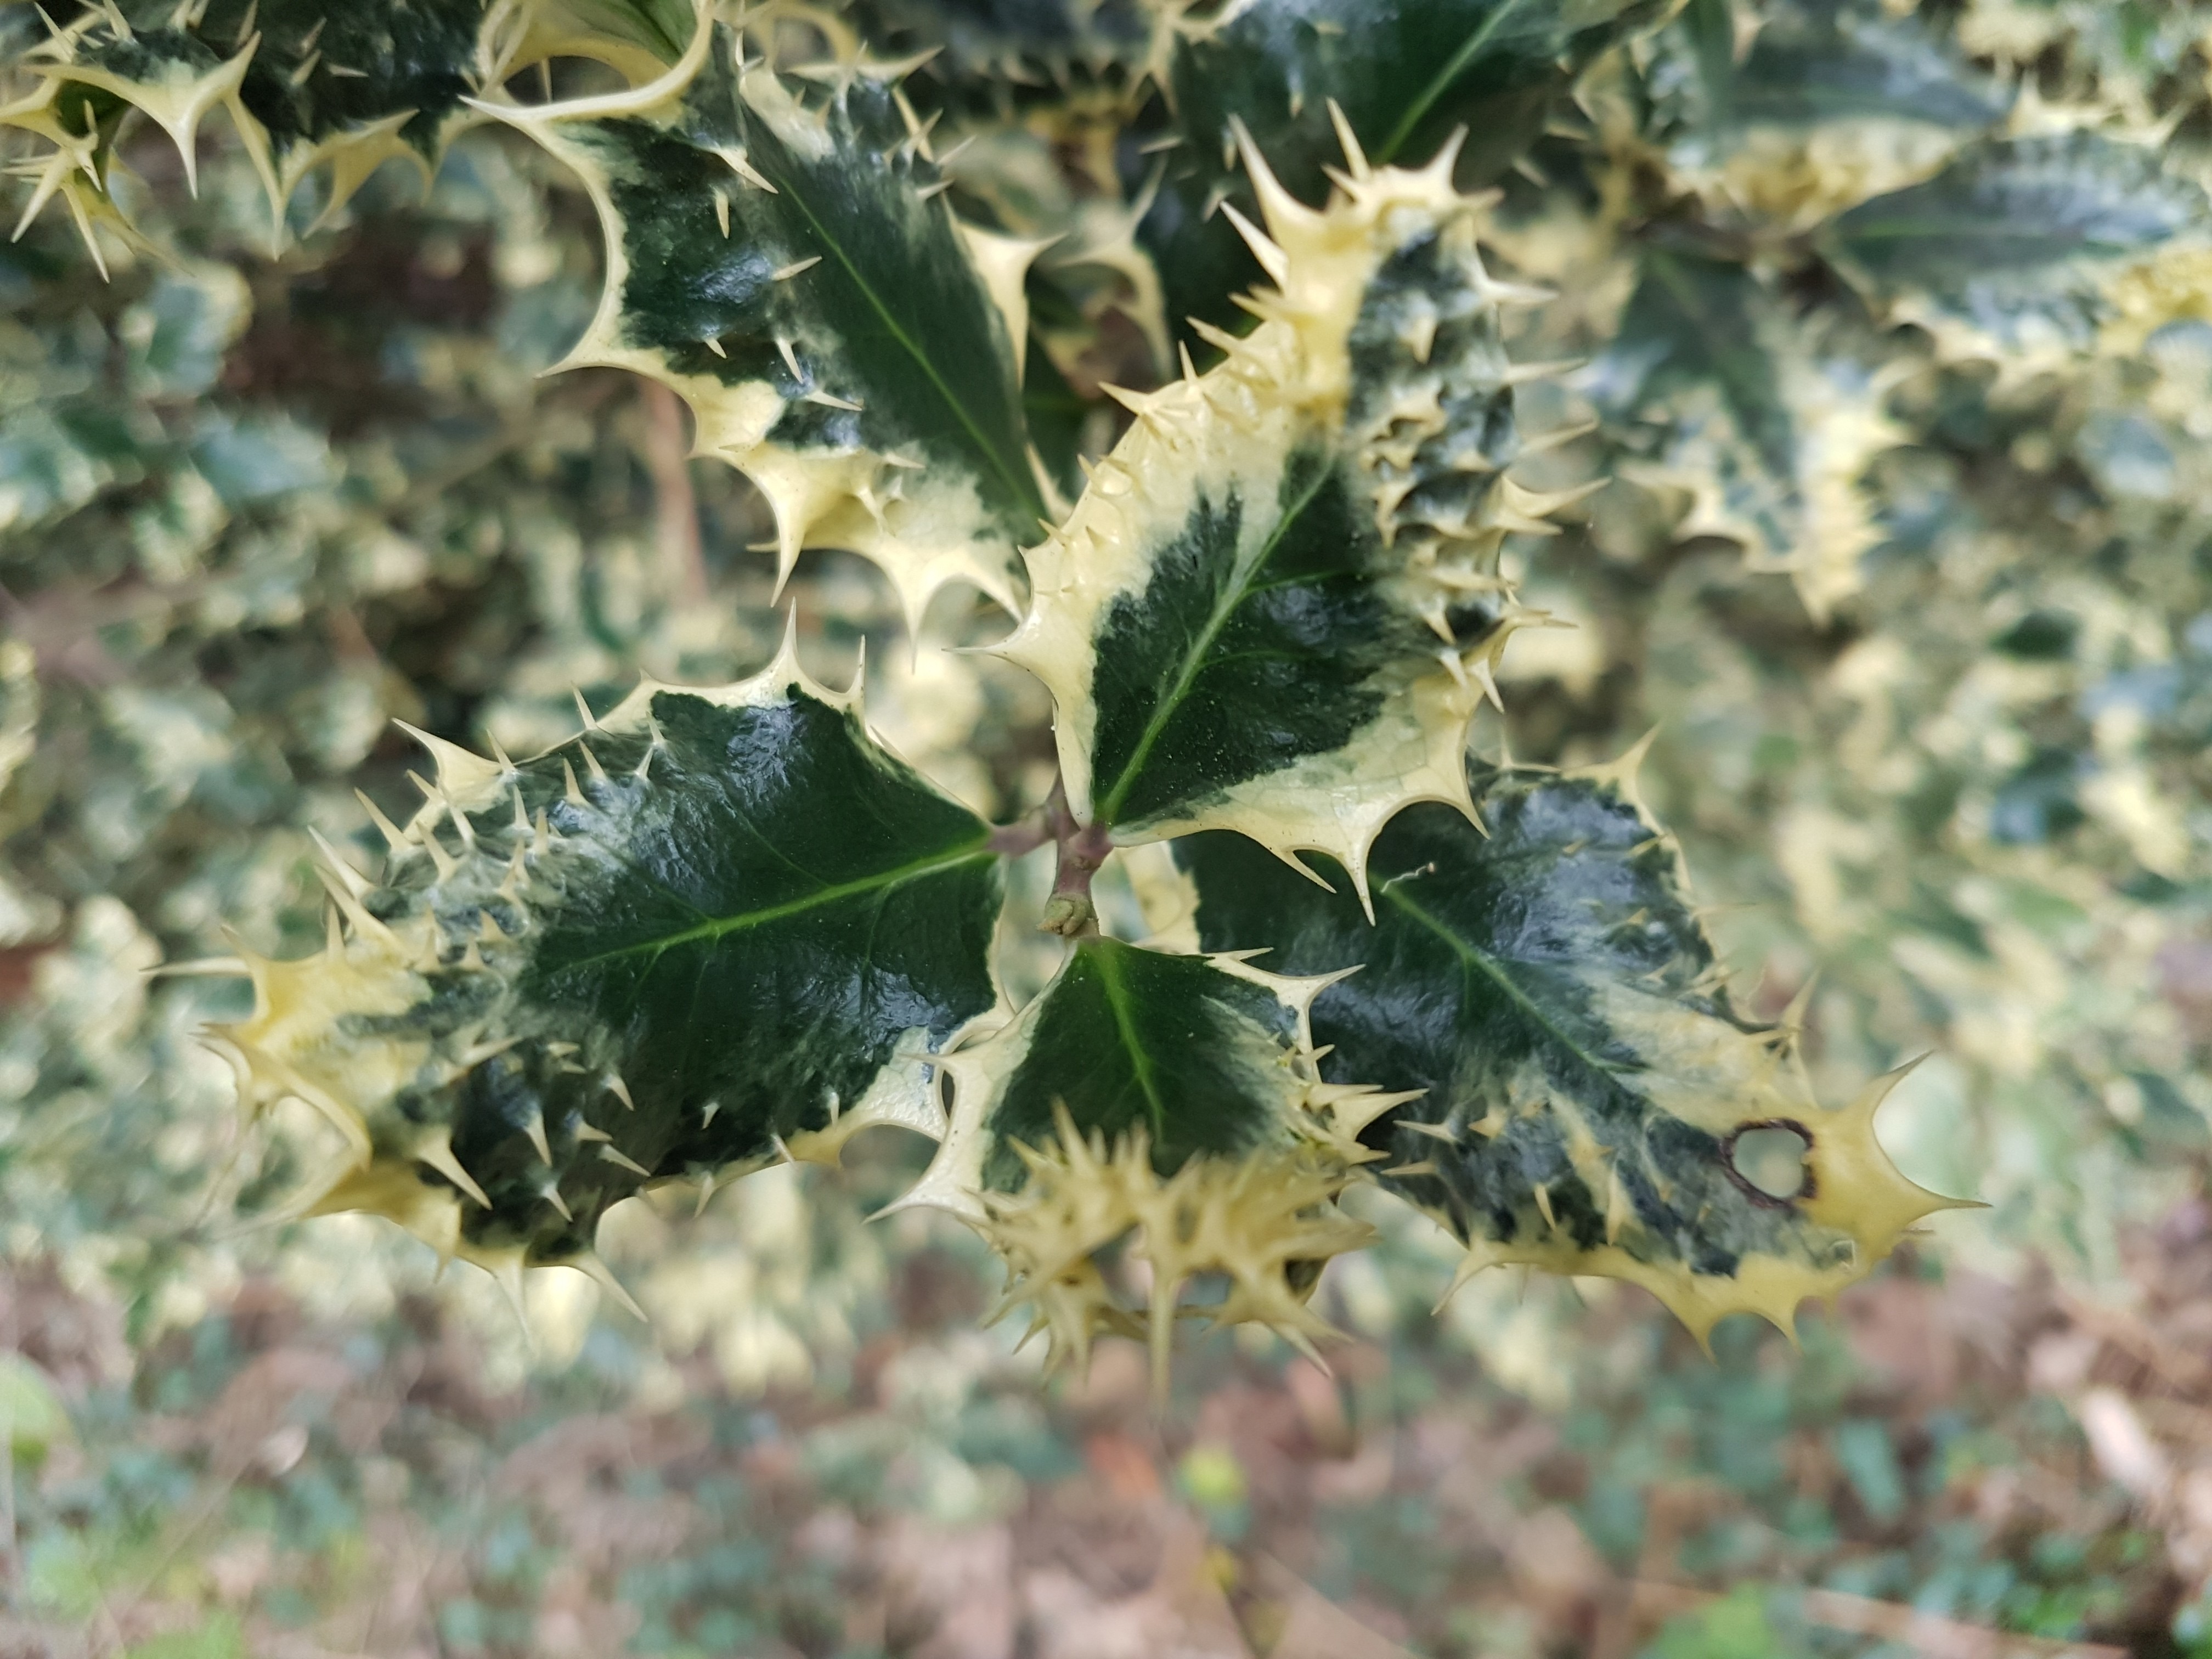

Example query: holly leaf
[1719,9,2003,131]
[1593,248,1900,621]
[506,0,699,76]
[1020,333,1096,506]
[0,0,689,252]
[205,635,1003,1300]
[502,19,1048,627]
[1139,0,1657,346]
[844,0,1156,106]
[1171,766,1971,1344]
[1825,132,2212,368]
[1000,139,1580,898]
[1650,0,2007,227]
[905,936,1397,1385]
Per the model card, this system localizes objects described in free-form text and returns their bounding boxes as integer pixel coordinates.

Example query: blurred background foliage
[3,0,2212,1654]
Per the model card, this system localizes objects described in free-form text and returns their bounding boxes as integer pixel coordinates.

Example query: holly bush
[7,0,2208,1389]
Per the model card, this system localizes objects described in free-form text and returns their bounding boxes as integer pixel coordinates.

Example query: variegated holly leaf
[1001,138,1580,899]
[845,0,1156,105]
[1593,248,1901,622]
[1650,0,2007,227]
[1825,132,2212,370]
[1140,0,1658,345]
[0,0,690,254]
[500,0,699,78]
[499,19,1048,627]
[203,636,1002,1302]
[1170,766,1972,1345]
[904,936,1399,1385]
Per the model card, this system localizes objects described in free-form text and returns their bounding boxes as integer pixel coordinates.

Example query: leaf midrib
[1376,0,1538,165]
[1645,252,1795,484]
[1837,213,2151,253]
[1096,457,1336,823]
[1092,942,1169,1143]
[544,840,993,972]
[771,151,1045,523]
[1382,884,1620,1086]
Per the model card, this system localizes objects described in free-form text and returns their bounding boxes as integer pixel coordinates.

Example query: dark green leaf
[213,653,1002,1277]
[1139,0,1657,345]
[1173,768,1964,1340]
[2,0,685,243]
[1707,4,2006,132]
[1602,252,1795,489]
[1634,2,2010,244]
[522,28,1042,621]
[1595,249,1897,619]
[8,0,482,225]
[972,938,1299,1193]
[845,0,1154,105]
[912,937,1385,1379]
[1006,156,1575,888]
[1826,133,2209,357]
[1019,330,1093,505]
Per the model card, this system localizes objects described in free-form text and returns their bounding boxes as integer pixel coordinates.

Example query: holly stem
[986,777,1111,937]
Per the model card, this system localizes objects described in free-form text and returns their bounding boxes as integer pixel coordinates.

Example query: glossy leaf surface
[1005,144,1578,896]
[910,936,1389,1380]
[1827,133,2211,364]
[1173,769,1965,1341]
[1139,0,1655,344]
[210,643,1001,1280]
[512,22,1044,624]
[1596,249,1897,620]
[968,939,1303,1193]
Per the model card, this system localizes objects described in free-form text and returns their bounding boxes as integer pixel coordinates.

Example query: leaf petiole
[985,776,1111,937]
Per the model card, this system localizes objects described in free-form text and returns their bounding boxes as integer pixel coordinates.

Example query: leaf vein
[1382,884,1620,1087]
[548,842,992,971]
[774,174,1042,520]
[1097,458,1336,821]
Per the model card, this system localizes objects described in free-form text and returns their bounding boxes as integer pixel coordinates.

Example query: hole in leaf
[1730,1124,1810,1201]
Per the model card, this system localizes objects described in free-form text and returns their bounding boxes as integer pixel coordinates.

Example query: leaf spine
[571,1250,647,1321]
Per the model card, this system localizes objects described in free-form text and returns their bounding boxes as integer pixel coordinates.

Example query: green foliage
[1651,1586,1799,1659]
[1175,768,1963,1343]
[212,650,1001,1281]
[4,0,515,249]
[1138,0,1660,343]
[515,13,1047,623]
[5,0,2209,1427]
[1000,145,1569,881]
[125,1614,245,1659]
[1826,132,2211,356]
[961,941,1316,1193]
[0,1352,71,1463]
[909,933,1387,1383]
[1595,245,1897,621]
